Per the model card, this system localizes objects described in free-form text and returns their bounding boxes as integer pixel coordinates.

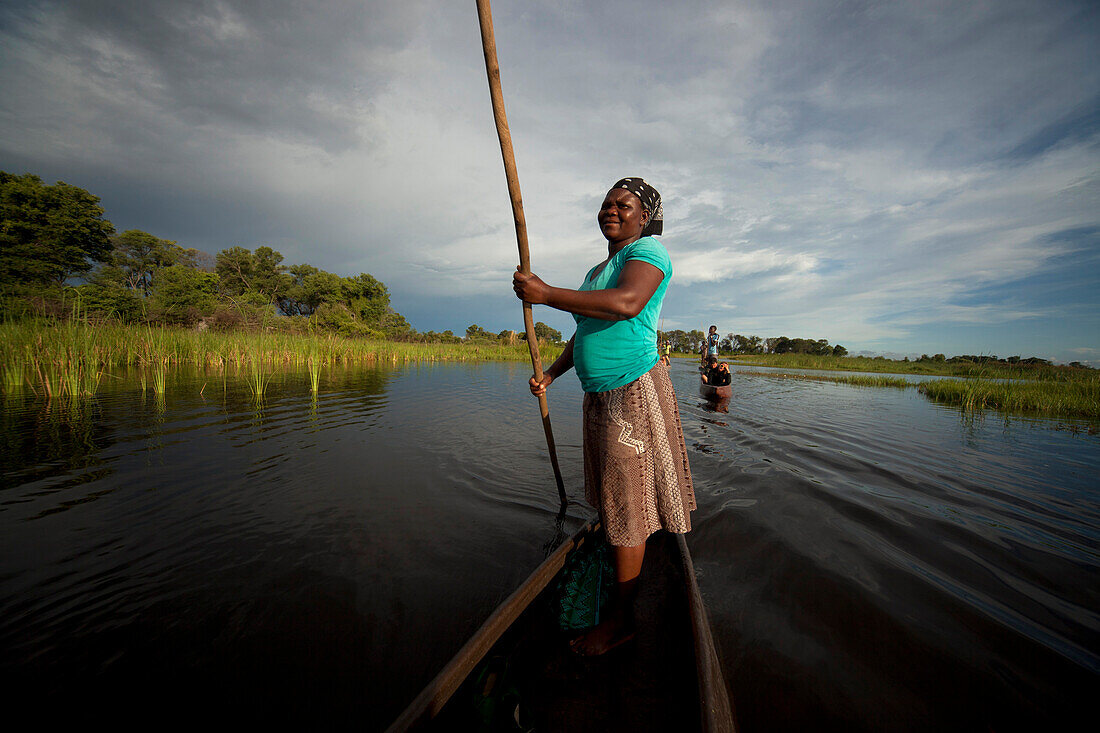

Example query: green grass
[728,352,1089,382]
[307,350,321,394]
[918,377,1100,418]
[737,371,913,389]
[736,367,1100,420]
[0,319,563,400]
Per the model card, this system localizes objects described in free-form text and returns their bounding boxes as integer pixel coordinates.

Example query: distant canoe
[699,380,732,401]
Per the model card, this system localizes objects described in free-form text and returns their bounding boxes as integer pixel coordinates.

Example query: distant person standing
[660,340,672,365]
[702,325,720,366]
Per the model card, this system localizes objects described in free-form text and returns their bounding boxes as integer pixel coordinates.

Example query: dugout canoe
[386,522,736,732]
[699,380,733,401]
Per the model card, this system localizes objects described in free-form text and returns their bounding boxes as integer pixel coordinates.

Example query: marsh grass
[736,368,1100,419]
[738,371,913,389]
[246,354,272,401]
[2,358,24,392]
[918,377,1100,418]
[307,350,321,393]
[731,353,1088,382]
[0,320,561,401]
[151,361,167,397]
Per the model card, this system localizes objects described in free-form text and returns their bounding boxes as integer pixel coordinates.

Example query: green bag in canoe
[554,534,614,631]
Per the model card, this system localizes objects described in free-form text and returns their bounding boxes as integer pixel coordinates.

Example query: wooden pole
[475,0,566,505]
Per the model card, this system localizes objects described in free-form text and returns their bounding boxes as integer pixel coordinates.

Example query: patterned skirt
[583,361,696,547]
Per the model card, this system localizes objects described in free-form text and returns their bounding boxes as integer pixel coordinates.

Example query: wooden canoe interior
[398,529,736,732]
[699,382,733,400]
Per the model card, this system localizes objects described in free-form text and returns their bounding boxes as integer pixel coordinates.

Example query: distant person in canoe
[660,339,672,365]
[701,325,720,366]
[513,177,696,656]
[701,357,731,386]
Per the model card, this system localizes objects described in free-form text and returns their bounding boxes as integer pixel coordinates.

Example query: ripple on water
[0,359,1096,729]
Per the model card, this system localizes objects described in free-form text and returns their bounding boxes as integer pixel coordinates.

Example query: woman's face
[598,188,647,244]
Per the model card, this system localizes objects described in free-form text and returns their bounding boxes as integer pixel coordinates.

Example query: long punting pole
[475,0,566,505]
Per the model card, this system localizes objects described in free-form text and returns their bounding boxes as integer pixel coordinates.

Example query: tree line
[657,329,849,357]
[0,171,416,338]
[0,172,571,344]
[1,171,571,344]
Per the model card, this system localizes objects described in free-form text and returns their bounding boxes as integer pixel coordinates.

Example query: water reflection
[0,359,1096,730]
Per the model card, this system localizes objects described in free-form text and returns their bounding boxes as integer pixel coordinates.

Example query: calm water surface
[1,360,1096,730]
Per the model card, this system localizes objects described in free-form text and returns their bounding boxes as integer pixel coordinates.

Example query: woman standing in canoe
[512,177,695,656]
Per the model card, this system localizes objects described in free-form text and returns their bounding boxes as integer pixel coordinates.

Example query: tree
[300,271,344,312]
[832,344,848,357]
[215,246,255,296]
[250,246,288,300]
[277,263,320,316]
[343,272,390,326]
[534,321,562,343]
[111,229,181,295]
[215,245,289,302]
[688,329,705,353]
[76,275,144,322]
[466,324,494,341]
[148,265,219,324]
[0,171,115,285]
[378,308,412,336]
[730,334,765,354]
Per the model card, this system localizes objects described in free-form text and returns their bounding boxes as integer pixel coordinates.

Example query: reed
[307,350,321,394]
[0,320,558,384]
[918,377,1100,419]
[151,360,167,397]
[738,371,913,389]
[731,353,1091,382]
[738,368,1100,419]
[2,356,25,392]
[245,353,272,401]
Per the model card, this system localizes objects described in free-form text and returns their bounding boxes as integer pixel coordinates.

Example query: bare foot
[569,616,635,656]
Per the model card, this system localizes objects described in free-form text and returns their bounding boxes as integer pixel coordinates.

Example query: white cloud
[1,0,1097,362]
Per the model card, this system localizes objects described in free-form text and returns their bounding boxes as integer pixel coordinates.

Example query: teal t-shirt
[572,236,671,393]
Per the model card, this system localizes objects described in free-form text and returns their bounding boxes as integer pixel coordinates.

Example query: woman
[512,177,695,656]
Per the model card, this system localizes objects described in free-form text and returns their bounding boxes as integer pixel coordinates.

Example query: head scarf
[609,177,663,236]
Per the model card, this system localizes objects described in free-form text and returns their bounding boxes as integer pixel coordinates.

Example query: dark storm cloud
[2,0,423,153]
[1,0,1097,362]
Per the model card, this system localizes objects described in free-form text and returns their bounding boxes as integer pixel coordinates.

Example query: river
[0,359,1096,730]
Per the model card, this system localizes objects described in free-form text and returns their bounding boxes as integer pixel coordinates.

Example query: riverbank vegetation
[728,352,1092,381]
[916,378,1100,418]
[735,368,1099,419]
[737,371,913,389]
[0,319,561,400]
[1,171,565,401]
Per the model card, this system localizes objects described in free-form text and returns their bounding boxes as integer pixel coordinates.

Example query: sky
[1,0,1098,364]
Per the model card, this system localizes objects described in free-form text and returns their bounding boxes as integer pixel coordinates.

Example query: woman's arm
[513,259,664,321]
[530,333,575,396]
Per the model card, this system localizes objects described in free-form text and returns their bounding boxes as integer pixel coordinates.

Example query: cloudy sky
[2,0,1098,362]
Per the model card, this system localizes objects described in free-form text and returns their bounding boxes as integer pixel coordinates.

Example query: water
[0,360,1096,730]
